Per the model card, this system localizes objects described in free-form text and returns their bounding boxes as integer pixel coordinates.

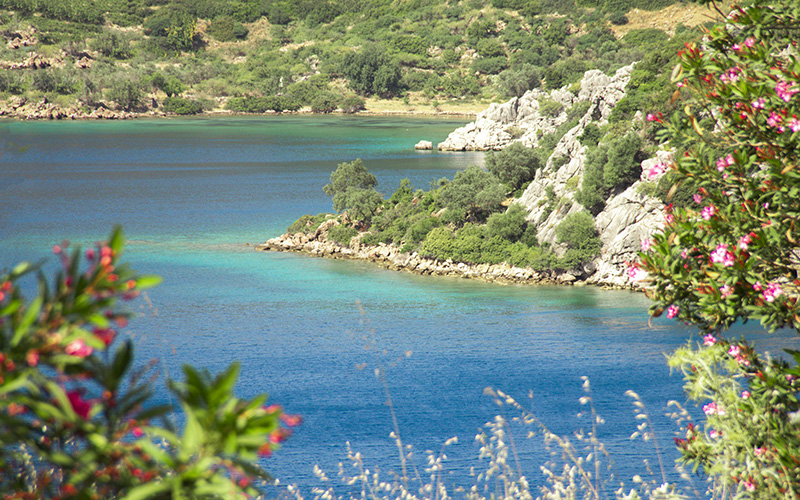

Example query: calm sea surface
[1,116,796,493]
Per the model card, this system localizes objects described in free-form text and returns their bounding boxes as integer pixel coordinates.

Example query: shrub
[484,142,543,191]
[339,95,365,113]
[608,11,628,25]
[162,96,203,115]
[485,203,529,242]
[497,64,542,98]
[106,76,144,111]
[310,92,340,113]
[471,56,507,75]
[323,159,383,221]
[555,211,601,268]
[340,44,402,97]
[207,16,248,42]
[437,165,505,222]
[0,228,296,498]
[327,224,358,246]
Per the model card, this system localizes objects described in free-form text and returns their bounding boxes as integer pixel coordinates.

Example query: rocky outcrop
[258,224,562,286]
[438,64,634,151]
[0,98,136,120]
[415,140,433,150]
[438,64,669,288]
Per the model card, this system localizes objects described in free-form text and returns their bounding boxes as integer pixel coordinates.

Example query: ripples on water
[1,116,796,492]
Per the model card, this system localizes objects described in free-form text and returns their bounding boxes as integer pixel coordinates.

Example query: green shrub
[327,225,358,246]
[485,204,529,242]
[471,56,507,75]
[207,16,248,42]
[287,213,332,234]
[554,211,601,269]
[538,98,563,118]
[608,11,628,25]
[310,92,340,113]
[162,96,203,115]
[339,95,365,113]
[438,165,505,222]
[485,142,544,191]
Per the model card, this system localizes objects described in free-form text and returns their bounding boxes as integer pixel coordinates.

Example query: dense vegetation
[0,0,691,115]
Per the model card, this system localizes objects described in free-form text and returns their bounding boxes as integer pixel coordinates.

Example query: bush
[323,159,383,221]
[206,16,248,42]
[339,95,365,113]
[327,224,358,246]
[437,165,505,222]
[0,228,296,498]
[340,44,402,97]
[484,142,543,191]
[310,91,340,113]
[106,76,144,111]
[497,64,542,98]
[485,203,529,242]
[554,211,601,268]
[162,96,203,115]
[471,56,507,75]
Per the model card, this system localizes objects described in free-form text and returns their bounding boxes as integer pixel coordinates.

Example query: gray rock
[414,140,433,150]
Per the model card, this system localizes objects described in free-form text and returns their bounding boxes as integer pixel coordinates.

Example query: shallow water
[1,116,795,493]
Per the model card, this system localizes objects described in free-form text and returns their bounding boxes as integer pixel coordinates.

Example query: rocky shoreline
[256,226,640,290]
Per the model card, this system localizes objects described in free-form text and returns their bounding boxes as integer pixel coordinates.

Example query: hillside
[0,0,716,119]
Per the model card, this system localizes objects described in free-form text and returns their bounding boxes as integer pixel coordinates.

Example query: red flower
[66,390,93,420]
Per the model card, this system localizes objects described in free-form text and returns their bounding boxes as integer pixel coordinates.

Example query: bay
[0,116,795,494]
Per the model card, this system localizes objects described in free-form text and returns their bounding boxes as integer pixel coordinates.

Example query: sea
[1,116,796,496]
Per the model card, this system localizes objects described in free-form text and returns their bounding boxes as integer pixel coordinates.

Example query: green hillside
[0,0,709,116]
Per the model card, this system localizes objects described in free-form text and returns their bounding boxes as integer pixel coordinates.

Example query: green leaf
[13,296,43,346]
[180,406,203,457]
[108,226,126,257]
[121,481,171,500]
[134,275,163,290]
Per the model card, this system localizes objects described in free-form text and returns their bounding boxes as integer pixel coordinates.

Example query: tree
[340,45,401,97]
[437,165,506,222]
[0,228,297,497]
[484,142,543,191]
[555,211,601,269]
[637,0,800,496]
[323,159,382,221]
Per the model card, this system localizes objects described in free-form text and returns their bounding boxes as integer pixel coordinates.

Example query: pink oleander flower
[641,238,653,251]
[715,154,734,171]
[751,97,765,109]
[627,266,648,282]
[776,80,799,102]
[710,244,735,267]
[703,334,717,346]
[680,248,689,259]
[754,447,766,456]
[738,233,752,250]
[720,285,733,298]
[66,390,93,420]
[744,37,755,48]
[731,43,741,51]
[763,282,783,303]
[703,402,726,416]
[767,111,783,127]
[709,429,721,439]
[741,390,751,399]
[65,338,93,357]
[789,117,800,132]
[132,427,144,437]
[752,282,763,292]
[719,67,740,83]
[666,304,680,319]
[647,163,666,178]
[728,345,742,357]
[701,205,717,220]
[26,350,39,367]
[664,213,674,224]
[693,193,703,204]
[744,481,756,492]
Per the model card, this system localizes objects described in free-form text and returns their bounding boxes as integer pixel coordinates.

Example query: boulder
[414,140,433,150]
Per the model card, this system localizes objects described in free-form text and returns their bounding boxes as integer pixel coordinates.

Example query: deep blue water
[1,116,796,495]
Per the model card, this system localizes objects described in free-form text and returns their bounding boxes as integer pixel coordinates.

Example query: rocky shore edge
[255,223,640,290]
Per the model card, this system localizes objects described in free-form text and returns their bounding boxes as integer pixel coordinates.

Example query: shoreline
[0,98,481,121]
[256,231,639,291]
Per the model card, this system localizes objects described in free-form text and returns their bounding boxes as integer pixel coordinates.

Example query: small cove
[1,116,796,491]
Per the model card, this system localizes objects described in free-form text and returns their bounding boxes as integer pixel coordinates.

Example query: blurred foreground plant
[636,0,800,497]
[0,227,298,499]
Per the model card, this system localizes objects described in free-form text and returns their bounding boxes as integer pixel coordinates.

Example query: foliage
[287,213,333,234]
[484,142,543,191]
[555,211,601,269]
[485,203,533,243]
[327,224,358,246]
[437,165,505,222]
[106,76,144,111]
[162,96,203,114]
[340,45,401,97]
[576,133,646,214]
[323,159,382,221]
[635,0,800,497]
[206,16,248,42]
[0,228,296,498]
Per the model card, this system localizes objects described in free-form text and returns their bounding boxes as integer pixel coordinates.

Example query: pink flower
[744,37,755,48]
[732,43,741,51]
[703,402,726,416]
[738,233,752,250]
[789,117,800,132]
[641,238,653,251]
[647,163,666,178]
[664,213,674,224]
[710,244,735,267]
[776,80,799,102]
[720,285,733,298]
[753,282,763,291]
[132,427,144,437]
[680,248,689,259]
[627,266,648,282]
[709,429,721,439]
[52,245,62,254]
[66,390,93,420]
[741,390,751,399]
[65,339,93,357]
[744,481,756,492]
[728,345,742,357]
[751,97,765,109]
[701,205,717,220]
[666,304,680,318]
[754,447,766,456]
[767,111,783,127]
[703,334,717,346]
[85,248,96,261]
[763,283,783,303]
[280,414,302,427]
[693,193,703,204]
[26,350,39,367]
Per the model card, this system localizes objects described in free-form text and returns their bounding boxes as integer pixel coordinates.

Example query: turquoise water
[1,116,796,492]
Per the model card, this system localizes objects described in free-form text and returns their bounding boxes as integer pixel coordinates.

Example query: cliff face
[439,64,668,287]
